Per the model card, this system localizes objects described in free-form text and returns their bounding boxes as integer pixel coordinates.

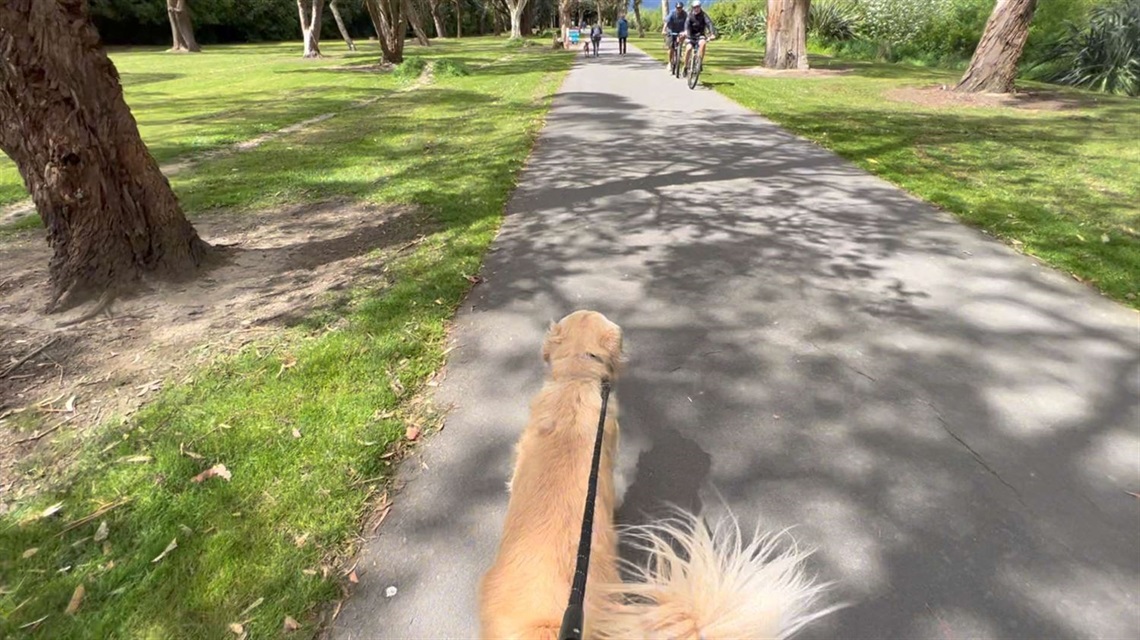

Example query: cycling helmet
[675,2,684,7]
[691,0,701,6]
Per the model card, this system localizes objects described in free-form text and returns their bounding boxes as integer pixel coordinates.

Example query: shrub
[393,56,427,79]
[434,59,472,77]
[1038,0,1140,95]
[810,0,861,43]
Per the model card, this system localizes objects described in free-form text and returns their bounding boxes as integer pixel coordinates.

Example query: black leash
[557,378,612,640]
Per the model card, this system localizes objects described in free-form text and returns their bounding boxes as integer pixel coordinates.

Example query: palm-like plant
[1042,0,1140,96]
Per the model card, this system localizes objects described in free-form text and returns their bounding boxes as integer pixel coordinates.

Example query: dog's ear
[542,320,563,364]
[601,322,624,365]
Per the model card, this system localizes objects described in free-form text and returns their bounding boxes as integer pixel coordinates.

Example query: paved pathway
[333,42,1139,639]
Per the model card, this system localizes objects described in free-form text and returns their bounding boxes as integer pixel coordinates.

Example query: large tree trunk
[455,0,462,38]
[556,0,572,48]
[0,0,210,311]
[329,0,357,51]
[366,0,408,63]
[765,0,810,70]
[166,0,201,52]
[296,0,324,58]
[492,1,503,36]
[955,0,1037,93]
[405,0,432,46]
[633,0,645,37]
[428,0,447,37]
[507,0,528,39]
[520,0,534,35]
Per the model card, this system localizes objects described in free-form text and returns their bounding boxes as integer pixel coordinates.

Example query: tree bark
[492,1,503,36]
[521,0,534,35]
[507,0,528,39]
[428,0,448,37]
[955,0,1037,93]
[764,0,810,70]
[455,0,462,38]
[0,0,211,311]
[329,0,357,51]
[296,0,324,58]
[556,0,572,48]
[405,0,432,46]
[366,0,408,63]
[166,0,201,52]
[633,0,645,37]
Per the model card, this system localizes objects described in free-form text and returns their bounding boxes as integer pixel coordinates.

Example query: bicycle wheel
[670,48,679,77]
[688,55,701,89]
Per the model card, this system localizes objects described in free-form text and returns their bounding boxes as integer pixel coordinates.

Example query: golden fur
[479,310,624,640]
[481,310,833,640]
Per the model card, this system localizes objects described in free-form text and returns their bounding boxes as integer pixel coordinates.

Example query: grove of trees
[707,0,1139,95]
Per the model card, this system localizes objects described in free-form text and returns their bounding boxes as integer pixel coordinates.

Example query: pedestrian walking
[617,14,629,55]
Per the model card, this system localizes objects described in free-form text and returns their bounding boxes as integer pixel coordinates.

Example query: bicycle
[683,36,711,89]
[667,32,684,77]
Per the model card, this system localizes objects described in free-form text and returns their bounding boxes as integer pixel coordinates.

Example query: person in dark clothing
[681,0,716,75]
[590,23,602,57]
[663,2,688,68]
[617,14,629,55]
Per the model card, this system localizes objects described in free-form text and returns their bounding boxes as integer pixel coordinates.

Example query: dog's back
[480,311,624,639]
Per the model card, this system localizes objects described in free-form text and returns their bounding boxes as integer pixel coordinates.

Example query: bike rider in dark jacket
[662,2,688,67]
[682,0,716,76]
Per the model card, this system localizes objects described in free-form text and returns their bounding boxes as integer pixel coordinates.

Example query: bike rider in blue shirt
[662,2,688,70]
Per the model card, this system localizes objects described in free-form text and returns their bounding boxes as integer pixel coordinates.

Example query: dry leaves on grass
[191,464,232,483]
[405,426,421,441]
[283,616,301,632]
[93,521,109,542]
[65,584,85,615]
[22,547,39,558]
[151,538,178,563]
[40,502,63,519]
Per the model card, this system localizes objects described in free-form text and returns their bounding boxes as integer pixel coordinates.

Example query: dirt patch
[733,66,852,78]
[886,85,1100,111]
[0,200,427,511]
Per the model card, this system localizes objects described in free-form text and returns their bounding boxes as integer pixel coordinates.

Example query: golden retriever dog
[480,310,624,640]
[480,310,832,640]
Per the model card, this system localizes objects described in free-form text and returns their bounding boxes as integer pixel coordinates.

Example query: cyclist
[681,0,717,77]
[663,2,687,70]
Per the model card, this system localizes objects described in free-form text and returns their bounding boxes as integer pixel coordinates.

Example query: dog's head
[542,310,624,380]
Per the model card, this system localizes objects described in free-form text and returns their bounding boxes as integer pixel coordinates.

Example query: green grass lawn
[0,38,570,639]
[637,37,1140,306]
[1,42,421,208]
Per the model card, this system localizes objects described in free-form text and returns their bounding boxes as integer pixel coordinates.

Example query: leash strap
[558,379,612,640]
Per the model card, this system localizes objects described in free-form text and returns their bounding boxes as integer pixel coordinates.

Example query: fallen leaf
[228,622,244,635]
[65,584,85,615]
[294,532,309,548]
[302,569,317,576]
[405,426,421,441]
[22,547,38,558]
[1126,491,1140,499]
[180,443,203,460]
[291,428,302,439]
[118,455,152,464]
[239,597,264,617]
[1076,233,1087,242]
[283,616,301,632]
[18,615,49,630]
[462,273,484,284]
[41,503,63,519]
[191,464,231,483]
[348,570,359,584]
[276,356,298,379]
[64,396,76,413]
[151,538,178,563]
[93,521,109,543]
[1101,233,1111,244]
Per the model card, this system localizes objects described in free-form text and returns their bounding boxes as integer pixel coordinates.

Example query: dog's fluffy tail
[600,510,836,640]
